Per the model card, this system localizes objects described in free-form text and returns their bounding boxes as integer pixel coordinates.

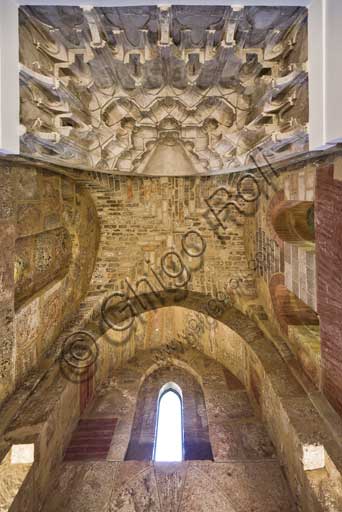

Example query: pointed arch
[125,364,213,461]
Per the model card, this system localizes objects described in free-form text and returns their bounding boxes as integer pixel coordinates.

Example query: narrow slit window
[154,387,183,462]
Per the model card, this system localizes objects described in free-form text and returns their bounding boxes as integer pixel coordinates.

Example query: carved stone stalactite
[18,5,309,176]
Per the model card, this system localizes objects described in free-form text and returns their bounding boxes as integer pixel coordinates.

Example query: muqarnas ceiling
[19,5,308,176]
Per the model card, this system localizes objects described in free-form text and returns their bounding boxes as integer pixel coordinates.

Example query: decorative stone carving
[19,5,308,176]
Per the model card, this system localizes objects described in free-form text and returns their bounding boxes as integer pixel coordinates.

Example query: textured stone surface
[0,167,16,404]
[0,163,100,404]
[2,302,342,512]
[19,6,308,175]
[38,346,301,512]
[42,459,297,512]
[288,324,321,387]
[0,449,33,512]
[242,161,320,394]
[154,463,188,512]
[283,167,316,310]
[15,227,72,307]
[210,420,276,460]
[188,461,297,512]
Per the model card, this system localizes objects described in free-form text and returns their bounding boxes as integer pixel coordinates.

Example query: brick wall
[72,172,257,328]
[283,165,317,311]
[316,164,342,413]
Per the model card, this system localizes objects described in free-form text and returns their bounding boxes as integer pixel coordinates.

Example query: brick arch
[271,199,315,246]
[102,288,265,350]
[266,190,285,247]
[141,357,208,389]
[99,288,291,419]
[125,363,213,461]
[269,273,319,336]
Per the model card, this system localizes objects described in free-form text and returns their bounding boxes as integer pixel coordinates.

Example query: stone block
[302,443,325,471]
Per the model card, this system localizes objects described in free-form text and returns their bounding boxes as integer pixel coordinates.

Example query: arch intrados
[139,357,205,391]
[158,381,183,400]
[103,288,260,348]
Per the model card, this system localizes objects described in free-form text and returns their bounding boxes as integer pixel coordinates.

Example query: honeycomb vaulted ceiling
[19,5,308,176]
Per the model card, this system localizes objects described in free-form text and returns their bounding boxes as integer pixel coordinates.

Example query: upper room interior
[1,3,342,512]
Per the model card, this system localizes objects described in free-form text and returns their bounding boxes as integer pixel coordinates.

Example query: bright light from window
[154,389,183,462]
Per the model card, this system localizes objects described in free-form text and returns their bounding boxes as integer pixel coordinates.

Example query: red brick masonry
[64,418,117,461]
[316,164,342,414]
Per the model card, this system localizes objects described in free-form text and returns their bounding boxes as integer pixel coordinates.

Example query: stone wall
[3,304,342,512]
[0,163,100,406]
[51,164,322,396]
[283,166,316,310]
[42,461,296,512]
[70,171,258,331]
[40,349,297,512]
[242,162,320,387]
[0,166,16,433]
